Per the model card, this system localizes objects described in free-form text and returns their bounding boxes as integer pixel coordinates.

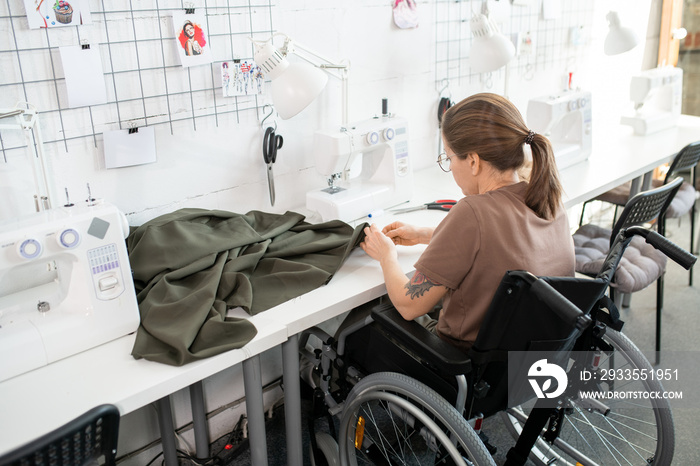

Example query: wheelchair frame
[298,226,696,466]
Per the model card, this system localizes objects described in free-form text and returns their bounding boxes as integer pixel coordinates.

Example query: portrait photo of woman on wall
[172,11,212,67]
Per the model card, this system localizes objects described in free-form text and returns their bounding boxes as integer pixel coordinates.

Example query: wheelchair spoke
[502,329,674,466]
[339,373,495,466]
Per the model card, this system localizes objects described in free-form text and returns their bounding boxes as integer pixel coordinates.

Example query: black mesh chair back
[468,271,607,416]
[0,405,120,466]
[663,141,700,185]
[608,176,683,246]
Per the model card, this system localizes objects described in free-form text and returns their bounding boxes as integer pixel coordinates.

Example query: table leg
[156,396,179,466]
[242,355,268,466]
[282,334,303,466]
[629,177,642,197]
[189,381,210,459]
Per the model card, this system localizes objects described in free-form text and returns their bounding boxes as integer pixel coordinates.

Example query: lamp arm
[0,103,53,211]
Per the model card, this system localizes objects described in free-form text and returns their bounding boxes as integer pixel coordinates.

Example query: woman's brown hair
[440,92,563,220]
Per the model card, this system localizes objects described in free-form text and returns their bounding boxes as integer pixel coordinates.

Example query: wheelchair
[298,226,697,466]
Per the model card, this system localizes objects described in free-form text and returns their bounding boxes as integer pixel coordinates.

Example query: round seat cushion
[573,224,667,294]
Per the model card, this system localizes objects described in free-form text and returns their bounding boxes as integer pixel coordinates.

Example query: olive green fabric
[127,208,367,366]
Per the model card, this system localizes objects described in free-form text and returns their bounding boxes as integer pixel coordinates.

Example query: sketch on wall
[221,60,264,97]
[172,11,213,67]
[24,0,92,29]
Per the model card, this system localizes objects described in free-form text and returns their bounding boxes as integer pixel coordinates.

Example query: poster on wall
[25,0,92,29]
[221,60,264,97]
[172,11,213,67]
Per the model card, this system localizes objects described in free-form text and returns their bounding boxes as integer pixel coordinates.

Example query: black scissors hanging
[263,126,283,206]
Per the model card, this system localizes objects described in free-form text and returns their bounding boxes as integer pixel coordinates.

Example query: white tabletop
[0,313,287,455]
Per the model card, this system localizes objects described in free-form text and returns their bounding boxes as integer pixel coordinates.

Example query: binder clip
[128,127,139,134]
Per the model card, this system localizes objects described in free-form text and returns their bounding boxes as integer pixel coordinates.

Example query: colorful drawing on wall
[25,0,92,29]
[172,11,213,67]
[221,60,264,97]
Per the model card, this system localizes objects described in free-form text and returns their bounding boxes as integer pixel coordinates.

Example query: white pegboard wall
[0,0,276,159]
[434,0,595,89]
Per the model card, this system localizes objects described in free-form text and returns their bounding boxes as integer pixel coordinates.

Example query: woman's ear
[467,152,480,175]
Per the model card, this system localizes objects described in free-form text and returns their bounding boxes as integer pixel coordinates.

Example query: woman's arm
[361,224,448,320]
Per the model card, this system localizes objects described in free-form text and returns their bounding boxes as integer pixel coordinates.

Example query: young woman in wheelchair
[301,93,686,466]
[360,92,575,353]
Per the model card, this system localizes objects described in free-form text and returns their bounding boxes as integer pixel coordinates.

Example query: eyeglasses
[437,152,453,172]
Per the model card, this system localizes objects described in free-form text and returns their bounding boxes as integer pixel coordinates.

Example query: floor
[219,202,699,466]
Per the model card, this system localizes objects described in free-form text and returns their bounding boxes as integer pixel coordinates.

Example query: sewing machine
[620,66,683,135]
[306,115,413,222]
[0,202,140,382]
[527,90,592,170]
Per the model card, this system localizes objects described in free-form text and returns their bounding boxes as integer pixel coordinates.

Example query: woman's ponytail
[524,132,563,220]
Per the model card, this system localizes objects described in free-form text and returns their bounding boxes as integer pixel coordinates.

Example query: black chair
[579,141,700,285]
[0,405,120,466]
[573,177,683,359]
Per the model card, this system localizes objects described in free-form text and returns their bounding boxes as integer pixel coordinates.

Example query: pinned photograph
[25,0,92,29]
[172,11,213,67]
[221,60,264,97]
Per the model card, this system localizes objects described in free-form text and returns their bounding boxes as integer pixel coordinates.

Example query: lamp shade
[469,14,515,73]
[604,11,639,56]
[253,38,328,120]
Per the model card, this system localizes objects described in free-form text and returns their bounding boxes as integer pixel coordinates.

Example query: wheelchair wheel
[310,432,339,466]
[338,371,496,466]
[502,328,675,466]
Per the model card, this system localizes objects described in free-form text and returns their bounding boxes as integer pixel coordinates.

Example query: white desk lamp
[604,11,639,56]
[469,13,515,73]
[251,33,350,124]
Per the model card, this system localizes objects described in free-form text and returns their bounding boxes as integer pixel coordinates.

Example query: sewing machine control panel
[88,243,125,300]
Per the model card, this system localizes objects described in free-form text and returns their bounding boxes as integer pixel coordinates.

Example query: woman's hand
[381,222,434,246]
[360,224,398,263]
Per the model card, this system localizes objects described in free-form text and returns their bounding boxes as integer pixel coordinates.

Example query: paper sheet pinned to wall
[24,0,92,29]
[542,0,561,20]
[103,127,157,169]
[172,11,213,67]
[59,46,107,108]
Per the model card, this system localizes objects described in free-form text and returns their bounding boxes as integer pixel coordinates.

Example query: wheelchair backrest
[467,271,608,416]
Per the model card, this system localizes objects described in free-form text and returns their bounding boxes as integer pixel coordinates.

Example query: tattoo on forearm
[405,272,441,299]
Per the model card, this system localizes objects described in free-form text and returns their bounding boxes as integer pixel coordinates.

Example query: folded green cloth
[127,208,366,366]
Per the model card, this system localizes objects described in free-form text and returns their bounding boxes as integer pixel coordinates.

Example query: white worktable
[0,313,288,465]
[1,115,698,466]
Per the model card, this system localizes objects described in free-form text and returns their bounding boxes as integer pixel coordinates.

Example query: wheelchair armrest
[371,302,472,376]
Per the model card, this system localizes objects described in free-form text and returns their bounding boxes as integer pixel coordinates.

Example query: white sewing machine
[0,202,140,382]
[306,115,413,222]
[527,90,592,170]
[620,66,683,135]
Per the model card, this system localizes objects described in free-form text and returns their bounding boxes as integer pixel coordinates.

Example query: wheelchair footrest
[370,302,472,376]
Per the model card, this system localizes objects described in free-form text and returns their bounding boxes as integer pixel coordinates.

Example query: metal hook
[438,78,451,98]
[260,104,277,131]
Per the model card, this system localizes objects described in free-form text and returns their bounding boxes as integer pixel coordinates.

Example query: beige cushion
[573,223,667,294]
